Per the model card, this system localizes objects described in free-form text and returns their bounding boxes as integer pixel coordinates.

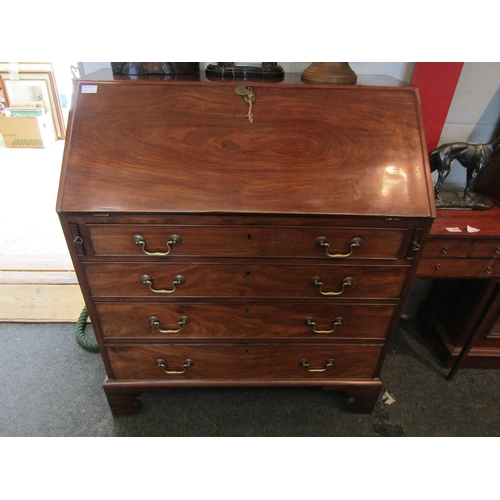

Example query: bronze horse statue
[429,136,500,200]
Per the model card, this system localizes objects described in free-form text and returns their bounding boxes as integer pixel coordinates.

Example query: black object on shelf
[205,63,284,81]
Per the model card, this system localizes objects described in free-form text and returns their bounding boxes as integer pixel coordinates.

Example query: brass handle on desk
[310,276,354,296]
[148,315,190,333]
[315,236,363,258]
[495,247,500,256]
[299,358,336,372]
[140,274,186,294]
[132,234,182,256]
[156,358,194,375]
[304,316,344,334]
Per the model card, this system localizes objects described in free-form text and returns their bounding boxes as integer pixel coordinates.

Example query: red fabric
[411,62,464,152]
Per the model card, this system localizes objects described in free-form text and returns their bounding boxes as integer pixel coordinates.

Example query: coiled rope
[75,306,99,352]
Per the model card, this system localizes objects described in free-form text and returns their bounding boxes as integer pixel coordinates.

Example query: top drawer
[422,238,473,258]
[470,239,500,259]
[86,225,407,260]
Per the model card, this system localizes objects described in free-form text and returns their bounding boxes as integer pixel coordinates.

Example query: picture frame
[0,62,65,139]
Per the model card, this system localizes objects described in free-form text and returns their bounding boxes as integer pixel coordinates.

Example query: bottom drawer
[416,259,500,278]
[107,343,382,381]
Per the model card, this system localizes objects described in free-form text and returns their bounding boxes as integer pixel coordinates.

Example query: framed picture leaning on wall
[0,62,65,139]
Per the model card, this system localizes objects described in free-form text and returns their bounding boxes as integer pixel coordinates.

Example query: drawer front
[84,263,407,299]
[470,240,500,259]
[422,238,473,258]
[86,224,406,259]
[96,302,394,339]
[106,343,382,380]
[416,259,500,278]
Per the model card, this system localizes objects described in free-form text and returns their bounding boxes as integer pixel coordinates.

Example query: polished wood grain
[58,75,434,414]
[416,204,500,280]
[95,302,394,339]
[416,259,500,278]
[83,262,408,299]
[58,80,434,218]
[416,201,500,374]
[469,240,500,258]
[87,224,407,260]
[428,204,500,236]
[422,238,474,258]
[106,343,382,380]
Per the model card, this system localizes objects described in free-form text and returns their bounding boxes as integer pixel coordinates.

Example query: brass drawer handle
[441,246,448,254]
[132,234,182,256]
[299,358,336,372]
[156,358,194,375]
[495,247,500,256]
[140,274,186,294]
[148,315,190,334]
[310,276,354,296]
[315,236,363,258]
[486,266,492,275]
[304,316,344,334]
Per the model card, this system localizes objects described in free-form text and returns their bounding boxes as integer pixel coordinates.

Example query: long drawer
[416,259,500,278]
[84,263,408,299]
[96,302,395,339]
[86,224,407,259]
[106,343,383,380]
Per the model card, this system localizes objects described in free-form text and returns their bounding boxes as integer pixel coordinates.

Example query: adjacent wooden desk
[416,202,500,378]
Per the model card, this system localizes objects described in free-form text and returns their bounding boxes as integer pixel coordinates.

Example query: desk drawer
[96,302,394,339]
[416,259,500,278]
[84,263,407,299]
[422,238,473,258]
[470,240,500,259]
[106,343,383,380]
[87,224,406,259]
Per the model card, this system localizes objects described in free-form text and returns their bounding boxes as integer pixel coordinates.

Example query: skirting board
[0,257,86,323]
[0,283,85,322]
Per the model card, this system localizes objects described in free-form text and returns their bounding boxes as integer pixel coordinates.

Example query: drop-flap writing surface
[59,80,433,217]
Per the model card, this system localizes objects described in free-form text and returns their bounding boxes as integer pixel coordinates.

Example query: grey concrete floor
[1,317,500,437]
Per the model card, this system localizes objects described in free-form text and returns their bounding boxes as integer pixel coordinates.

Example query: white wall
[438,63,500,190]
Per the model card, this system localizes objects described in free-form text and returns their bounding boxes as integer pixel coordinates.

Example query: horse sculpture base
[436,190,493,210]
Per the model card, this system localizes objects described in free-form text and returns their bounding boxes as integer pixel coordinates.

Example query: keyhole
[247,234,252,242]
[245,271,251,279]
[245,309,250,316]
[245,350,249,356]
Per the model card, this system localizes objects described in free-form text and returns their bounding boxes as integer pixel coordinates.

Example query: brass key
[235,85,255,123]
[245,87,254,123]
[235,86,250,96]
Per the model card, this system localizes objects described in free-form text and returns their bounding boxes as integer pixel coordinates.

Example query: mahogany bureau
[57,73,435,415]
